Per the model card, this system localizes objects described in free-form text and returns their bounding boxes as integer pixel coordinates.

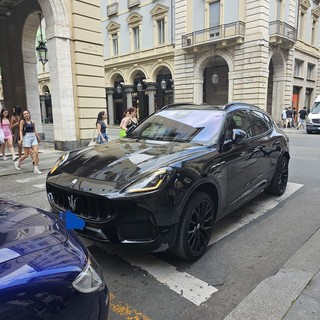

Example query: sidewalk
[225,227,320,320]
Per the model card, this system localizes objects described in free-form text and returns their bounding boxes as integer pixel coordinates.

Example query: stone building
[1,0,320,150]
[0,0,105,150]
[104,0,320,125]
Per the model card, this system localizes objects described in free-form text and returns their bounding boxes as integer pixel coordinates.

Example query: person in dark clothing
[292,107,297,127]
[285,107,293,128]
[296,107,308,130]
[96,111,108,144]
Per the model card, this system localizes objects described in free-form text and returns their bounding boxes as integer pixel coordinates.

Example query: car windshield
[310,102,320,113]
[127,108,225,144]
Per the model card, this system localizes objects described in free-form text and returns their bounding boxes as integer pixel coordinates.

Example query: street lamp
[36,13,48,66]
[211,55,219,85]
[160,79,167,90]
[116,84,122,94]
[137,80,143,92]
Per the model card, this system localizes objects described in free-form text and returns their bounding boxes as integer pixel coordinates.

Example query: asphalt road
[0,129,319,320]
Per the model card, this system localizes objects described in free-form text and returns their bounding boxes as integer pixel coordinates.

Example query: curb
[224,227,320,320]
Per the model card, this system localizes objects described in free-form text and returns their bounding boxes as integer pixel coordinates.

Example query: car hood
[0,200,68,264]
[56,138,211,190]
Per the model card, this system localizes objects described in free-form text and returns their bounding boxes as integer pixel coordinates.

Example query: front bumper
[46,182,182,252]
[306,123,320,132]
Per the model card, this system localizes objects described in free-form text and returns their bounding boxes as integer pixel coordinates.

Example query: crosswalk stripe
[209,182,303,246]
[95,244,218,307]
[34,184,46,189]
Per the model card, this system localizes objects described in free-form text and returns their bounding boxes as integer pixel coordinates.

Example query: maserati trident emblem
[68,194,78,211]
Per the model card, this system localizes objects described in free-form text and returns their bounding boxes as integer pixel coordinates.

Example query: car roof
[161,102,261,113]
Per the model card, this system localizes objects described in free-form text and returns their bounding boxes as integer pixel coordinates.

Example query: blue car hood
[0,200,68,265]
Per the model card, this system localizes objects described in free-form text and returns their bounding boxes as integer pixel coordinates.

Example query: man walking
[285,107,293,128]
[296,107,308,130]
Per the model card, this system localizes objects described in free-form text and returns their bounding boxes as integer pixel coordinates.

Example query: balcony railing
[269,21,297,48]
[128,0,140,8]
[107,2,118,16]
[182,21,245,48]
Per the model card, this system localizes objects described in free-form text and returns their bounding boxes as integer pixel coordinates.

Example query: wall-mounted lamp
[137,80,143,92]
[160,67,167,90]
[160,79,167,90]
[36,13,48,66]
[116,84,122,94]
[211,55,219,85]
[116,82,124,94]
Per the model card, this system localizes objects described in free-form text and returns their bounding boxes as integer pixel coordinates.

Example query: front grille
[118,221,155,241]
[312,119,320,124]
[47,184,113,221]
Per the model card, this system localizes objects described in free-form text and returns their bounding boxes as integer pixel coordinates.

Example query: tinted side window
[250,111,271,136]
[225,110,252,140]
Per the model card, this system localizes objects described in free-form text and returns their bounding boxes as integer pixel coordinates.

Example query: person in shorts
[296,107,308,130]
[14,110,42,174]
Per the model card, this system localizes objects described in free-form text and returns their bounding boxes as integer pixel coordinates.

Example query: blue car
[0,199,109,320]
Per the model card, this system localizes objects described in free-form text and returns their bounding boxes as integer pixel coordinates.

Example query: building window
[209,0,220,27]
[151,5,169,47]
[112,34,119,56]
[107,21,120,58]
[133,26,140,50]
[294,60,303,78]
[276,0,283,21]
[157,19,165,45]
[307,63,315,80]
[127,12,142,52]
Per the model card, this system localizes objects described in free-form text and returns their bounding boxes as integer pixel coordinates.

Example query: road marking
[98,245,218,307]
[34,184,46,189]
[16,176,43,183]
[94,182,303,307]
[109,292,151,320]
[209,182,303,246]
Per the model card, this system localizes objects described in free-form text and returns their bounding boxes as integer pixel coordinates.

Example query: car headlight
[125,168,173,194]
[72,257,105,293]
[306,118,312,124]
[49,153,69,174]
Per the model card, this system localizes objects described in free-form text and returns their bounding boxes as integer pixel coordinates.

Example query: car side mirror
[232,129,246,142]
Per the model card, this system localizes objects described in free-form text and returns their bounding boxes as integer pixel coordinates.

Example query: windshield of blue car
[127,109,225,144]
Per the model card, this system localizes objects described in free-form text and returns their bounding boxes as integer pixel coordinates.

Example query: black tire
[171,192,214,261]
[266,156,289,196]
[306,130,312,134]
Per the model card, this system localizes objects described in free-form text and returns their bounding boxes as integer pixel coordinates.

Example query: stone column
[106,87,115,124]
[146,82,157,114]
[39,95,46,122]
[123,85,134,109]
[193,77,204,104]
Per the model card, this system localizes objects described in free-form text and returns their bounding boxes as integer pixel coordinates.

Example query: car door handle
[273,140,281,146]
[211,161,226,169]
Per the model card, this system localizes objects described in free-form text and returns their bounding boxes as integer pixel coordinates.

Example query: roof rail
[160,103,195,110]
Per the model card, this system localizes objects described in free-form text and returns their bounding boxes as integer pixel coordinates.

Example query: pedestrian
[0,107,18,161]
[119,110,130,138]
[296,107,308,130]
[285,107,293,128]
[282,108,287,128]
[96,111,108,144]
[14,110,42,174]
[127,107,138,130]
[10,106,23,157]
[292,107,297,128]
